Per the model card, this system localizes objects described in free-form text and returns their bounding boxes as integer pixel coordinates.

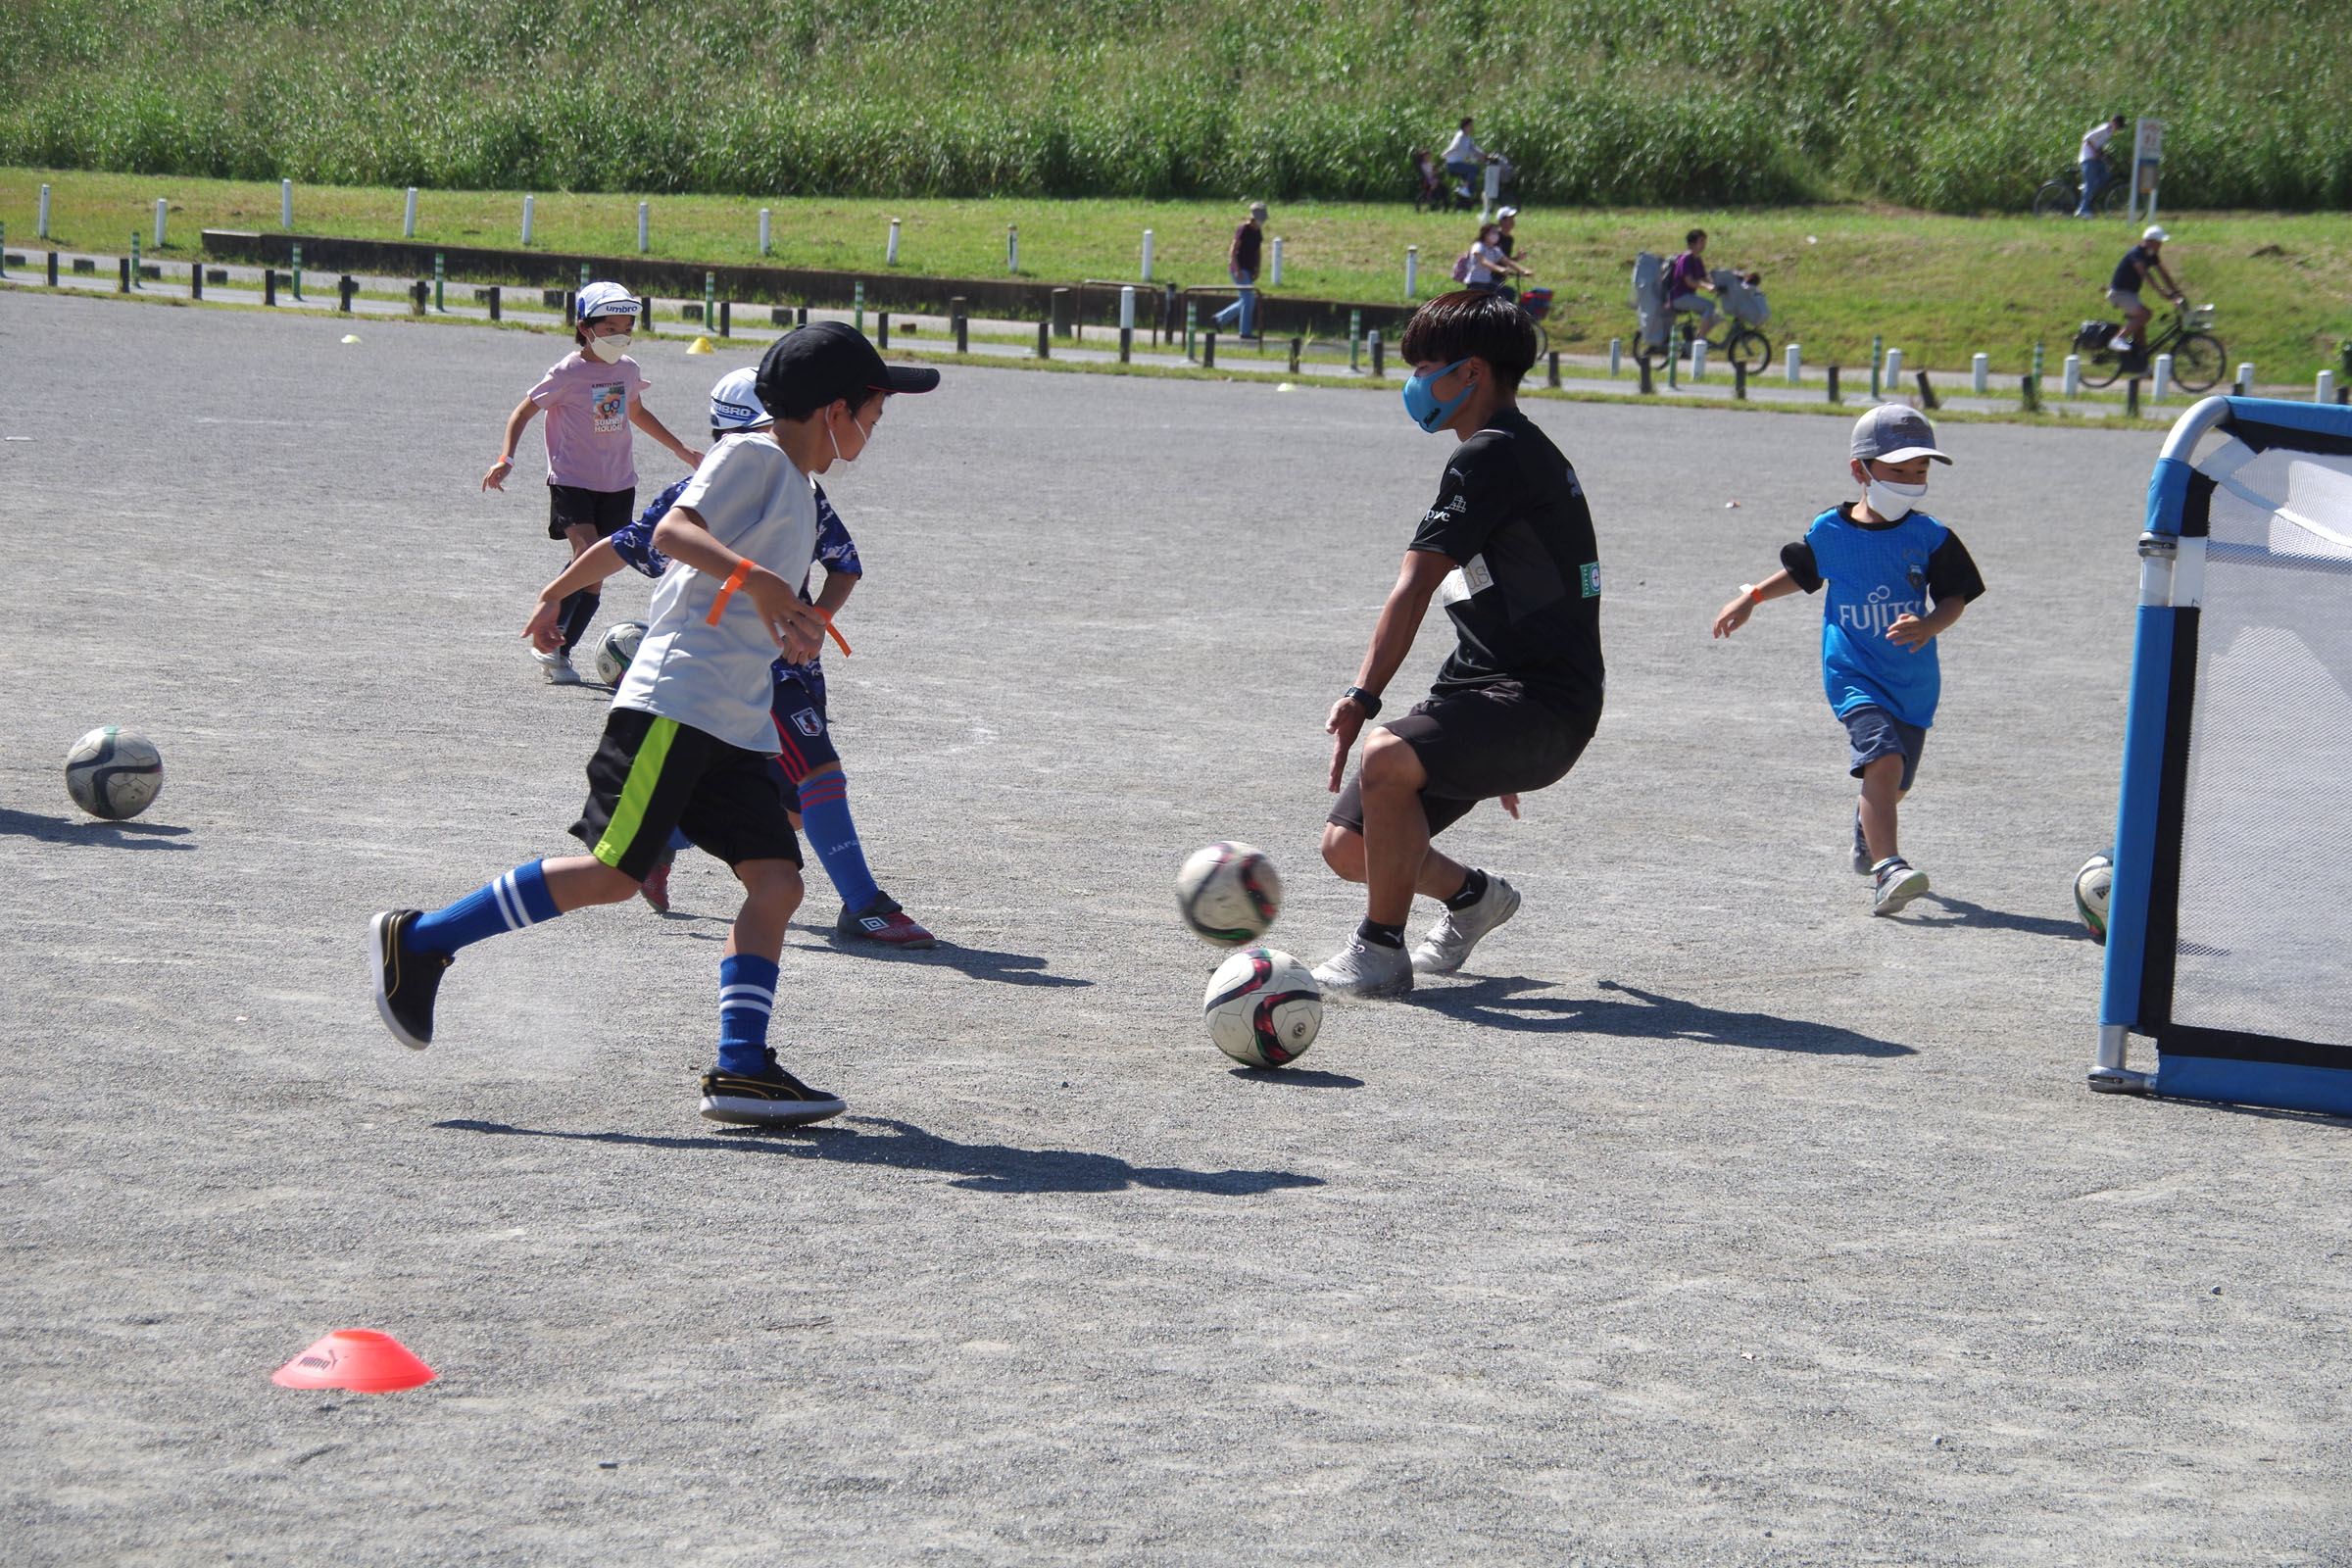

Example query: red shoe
[836,892,937,950]
[639,857,673,913]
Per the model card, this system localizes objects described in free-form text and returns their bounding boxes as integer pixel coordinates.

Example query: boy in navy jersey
[528,368,936,947]
[374,325,938,1125]
[1711,404,1985,915]
[1317,291,1607,999]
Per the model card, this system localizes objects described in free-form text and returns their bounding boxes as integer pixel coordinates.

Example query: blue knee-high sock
[795,771,881,913]
[716,954,779,1075]
[407,860,562,956]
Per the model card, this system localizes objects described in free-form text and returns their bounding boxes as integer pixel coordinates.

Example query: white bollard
[1269,236,1283,286]
[1119,285,1136,331]
[1972,353,1989,396]
[1481,161,1502,217]
[638,202,650,254]
[1690,338,1709,382]
[1786,343,1801,385]
[1610,338,1622,376]
[280,177,293,230]
[1141,228,1153,281]
[38,182,50,239]
[2322,370,2338,405]
[759,208,771,257]
[154,198,167,248]
[2236,362,2254,394]
[405,187,418,239]
[521,194,535,245]
[1885,347,1903,386]
[2153,353,2174,402]
[1404,246,1418,299]
[1007,224,1018,273]
[887,218,900,266]
[2064,354,2082,398]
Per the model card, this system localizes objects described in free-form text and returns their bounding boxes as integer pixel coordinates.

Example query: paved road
[3,289,2345,1565]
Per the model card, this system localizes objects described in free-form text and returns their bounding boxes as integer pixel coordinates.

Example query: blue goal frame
[2092,395,2352,1115]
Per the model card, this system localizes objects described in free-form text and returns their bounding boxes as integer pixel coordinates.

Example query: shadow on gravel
[1905,893,2088,939]
[1405,977,1915,1056]
[0,807,194,849]
[809,940,1093,988]
[1228,1067,1366,1089]
[435,1115,1319,1195]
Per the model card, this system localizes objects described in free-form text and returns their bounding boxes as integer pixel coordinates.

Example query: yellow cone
[340,334,362,344]
[687,336,714,355]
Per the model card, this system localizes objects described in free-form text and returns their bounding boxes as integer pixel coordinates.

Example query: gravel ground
[4,290,2348,1566]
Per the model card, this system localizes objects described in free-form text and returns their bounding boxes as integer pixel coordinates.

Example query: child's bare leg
[536,855,645,908]
[1857,756,1906,863]
[724,858,806,961]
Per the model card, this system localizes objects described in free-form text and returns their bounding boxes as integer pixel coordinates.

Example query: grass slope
[0,0,2344,211]
[10,171,2348,380]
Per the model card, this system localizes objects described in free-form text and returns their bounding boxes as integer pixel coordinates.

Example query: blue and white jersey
[612,474,863,692]
[1782,504,1984,729]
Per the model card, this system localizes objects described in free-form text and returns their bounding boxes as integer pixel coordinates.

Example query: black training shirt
[1408,406,1604,721]
[2110,245,2159,294]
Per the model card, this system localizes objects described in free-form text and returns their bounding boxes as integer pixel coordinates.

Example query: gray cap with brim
[1851,402,1952,465]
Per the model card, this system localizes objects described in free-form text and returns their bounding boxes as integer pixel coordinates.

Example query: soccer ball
[1202,947,1323,1068]
[1175,841,1282,946]
[594,621,647,686]
[64,726,164,820]
[2074,852,2114,944]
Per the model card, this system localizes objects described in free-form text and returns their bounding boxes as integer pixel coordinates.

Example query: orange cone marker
[272,1329,437,1393]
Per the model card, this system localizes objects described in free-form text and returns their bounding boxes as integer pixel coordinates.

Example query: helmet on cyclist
[2142,225,2170,243]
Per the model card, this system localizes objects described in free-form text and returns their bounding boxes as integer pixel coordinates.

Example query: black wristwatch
[1343,686,1382,717]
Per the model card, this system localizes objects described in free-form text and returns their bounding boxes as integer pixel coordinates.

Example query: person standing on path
[2077,115,2127,217]
[1214,203,1267,341]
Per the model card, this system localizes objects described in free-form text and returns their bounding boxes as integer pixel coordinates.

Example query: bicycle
[2073,302,2226,392]
[1517,278,1553,359]
[2034,159,2127,219]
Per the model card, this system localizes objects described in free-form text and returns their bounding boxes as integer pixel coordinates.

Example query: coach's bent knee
[1321,822,1367,883]
[1359,728,1426,793]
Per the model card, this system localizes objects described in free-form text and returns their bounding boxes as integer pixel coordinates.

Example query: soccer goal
[2092,396,2352,1115]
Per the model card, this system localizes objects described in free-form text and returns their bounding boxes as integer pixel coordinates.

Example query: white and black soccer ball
[1175,841,1282,947]
[2074,852,2114,944]
[64,726,164,820]
[594,621,647,686]
[1202,947,1323,1069]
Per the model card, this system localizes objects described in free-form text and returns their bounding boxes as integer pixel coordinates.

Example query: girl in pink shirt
[481,280,703,684]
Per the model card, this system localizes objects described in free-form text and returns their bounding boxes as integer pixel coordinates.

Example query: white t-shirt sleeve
[2082,123,2114,161]
[673,439,776,549]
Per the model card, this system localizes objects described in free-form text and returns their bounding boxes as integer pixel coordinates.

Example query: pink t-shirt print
[527,352,649,494]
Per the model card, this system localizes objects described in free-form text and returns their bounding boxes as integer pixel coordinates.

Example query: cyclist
[2077,115,2127,218]
[1441,118,1486,196]
[2107,225,2184,361]
[1463,222,1530,302]
[1663,228,1717,335]
[1493,207,1529,264]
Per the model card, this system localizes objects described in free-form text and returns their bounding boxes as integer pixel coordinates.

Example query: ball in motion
[1202,947,1323,1069]
[594,621,648,687]
[2074,852,2114,944]
[1175,841,1282,946]
[64,726,164,820]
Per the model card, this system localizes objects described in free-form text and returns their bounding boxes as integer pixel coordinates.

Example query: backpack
[1451,248,1476,283]
[2075,318,2117,352]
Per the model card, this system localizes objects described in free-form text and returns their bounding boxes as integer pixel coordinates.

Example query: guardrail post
[1870,334,1884,398]
[405,187,418,239]
[638,202,650,255]
[1203,330,1217,369]
[2033,341,2045,382]
[1186,300,1198,361]
[291,242,302,300]
[1369,329,1383,378]
[760,208,772,257]
[703,272,715,334]
[521,194,535,245]
[1884,347,1902,386]
[853,279,864,332]
[1610,338,1623,377]
[1972,353,1988,395]
[129,231,140,287]
[1548,351,1560,389]
[2235,362,2253,396]
[1404,245,1417,299]
[1348,309,1360,372]
[2063,354,2082,398]
[887,217,900,267]
[2321,370,2339,405]
[1690,339,1708,382]
[38,183,49,238]
[280,177,292,230]
[1914,369,1937,410]
[1269,235,1283,287]
[1006,224,1018,273]
[155,198,168,249]
[1786,342,1801,385]
[1141,228,1153,281]
[433,252,445,312]
[2152,353,2173,402]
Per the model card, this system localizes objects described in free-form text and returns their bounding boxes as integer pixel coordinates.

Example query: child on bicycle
[1708,405,1985,918]
[1663,229,1717,332]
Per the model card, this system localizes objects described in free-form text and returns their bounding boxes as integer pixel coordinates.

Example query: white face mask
[825,404,876,467]
[586,331,631,363]
[1866,477,1927,520]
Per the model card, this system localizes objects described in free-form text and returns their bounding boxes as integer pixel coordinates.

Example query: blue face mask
[1401,358,1476,432]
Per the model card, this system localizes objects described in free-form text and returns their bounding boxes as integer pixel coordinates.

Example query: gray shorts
[1842,705,1926,792]
[2105,287,2144,314]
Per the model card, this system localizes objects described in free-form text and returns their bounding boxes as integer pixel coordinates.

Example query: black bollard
[1289,336,1302,374]
[120,257,132,293]
[487,284,501,321]
[338,274,355,313]
[2126,377,2141,417]
[956,314,968,354]
[1119,326,1132,364]
[1914,369,1938,410]
[262,268,275,305]
[796,306,808,327]
[1548,351,1561,389]
[191,262,202,300]
[1827,365,1841,403]
[876,314,888,349]
[1734,360,1747,402]
[1638,356,1654,395]
[1037,318,1049,359]
[1370,333,1384,378]
[47,250,59,286]
[718,300,730,338]
[1203,331,1216,369]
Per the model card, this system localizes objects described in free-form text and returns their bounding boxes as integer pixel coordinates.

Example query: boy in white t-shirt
[375,324,939,1126]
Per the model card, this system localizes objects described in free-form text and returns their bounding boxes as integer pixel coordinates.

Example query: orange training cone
[272,1329,437,1393]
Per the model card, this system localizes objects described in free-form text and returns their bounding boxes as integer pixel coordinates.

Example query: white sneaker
[1872,858,1930,916]
[532,648,582,685]
[1312,935,1414,1000]
[1409,873,1521,974]
[2109,334,2132,351]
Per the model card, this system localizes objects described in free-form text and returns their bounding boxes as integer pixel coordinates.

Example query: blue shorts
[767,671,839,812]
[1842,705,1926,791]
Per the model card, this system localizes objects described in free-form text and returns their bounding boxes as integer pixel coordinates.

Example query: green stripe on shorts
[593,715,681,869]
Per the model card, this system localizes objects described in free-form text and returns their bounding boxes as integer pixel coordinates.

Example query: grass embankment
[0,0,2345,212]
[11,171,2349,380]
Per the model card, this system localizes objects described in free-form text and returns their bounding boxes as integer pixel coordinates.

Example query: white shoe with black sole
[1409,873,1522,975]
[1312,935,1414,1000]
[1871,858,1931,916]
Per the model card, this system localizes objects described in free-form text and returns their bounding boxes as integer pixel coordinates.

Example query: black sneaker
[370,909,450,1050]
[700,1048,846,1127]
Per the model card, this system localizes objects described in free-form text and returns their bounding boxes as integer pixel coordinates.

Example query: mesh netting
[2171,439,2352,1045]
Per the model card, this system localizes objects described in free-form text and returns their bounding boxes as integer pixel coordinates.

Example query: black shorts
[568,708,802,881]
[1328,683,1595,839]
[548,484,636,542]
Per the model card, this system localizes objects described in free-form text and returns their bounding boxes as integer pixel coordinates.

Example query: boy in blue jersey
[525,368,936,948]
[1710,404,1985,916]
[373,325,939,1125]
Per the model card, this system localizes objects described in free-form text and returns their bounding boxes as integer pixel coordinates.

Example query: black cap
[755,321,939,417]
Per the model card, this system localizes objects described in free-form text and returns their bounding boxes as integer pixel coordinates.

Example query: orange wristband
[812,606,853,658]
[705,561,753,625]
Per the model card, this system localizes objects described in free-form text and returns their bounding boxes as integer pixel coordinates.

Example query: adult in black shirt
[1213,201,1267,340]
[2106,224,2183,356]
[1316,291,1604,999]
